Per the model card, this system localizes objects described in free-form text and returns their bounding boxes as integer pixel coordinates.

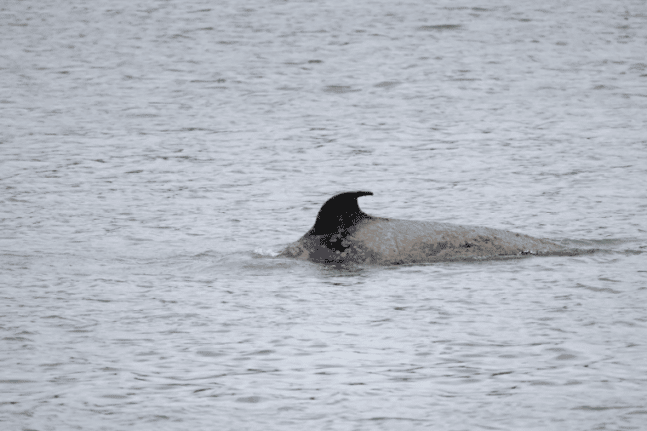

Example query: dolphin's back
[349,218,563,264]
[280,192,567,265]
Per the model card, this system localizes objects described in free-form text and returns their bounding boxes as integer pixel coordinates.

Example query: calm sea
[1,0,646,430]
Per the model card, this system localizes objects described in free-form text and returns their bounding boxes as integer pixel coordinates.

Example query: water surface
[1,0,646,430]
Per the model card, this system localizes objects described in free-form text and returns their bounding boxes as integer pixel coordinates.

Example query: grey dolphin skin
[281,191,566,265]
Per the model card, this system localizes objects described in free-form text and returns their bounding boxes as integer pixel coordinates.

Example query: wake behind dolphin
[281,191,572,265]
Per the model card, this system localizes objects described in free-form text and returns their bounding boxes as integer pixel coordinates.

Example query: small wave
[252,248,281,258]
[417,24,462,31]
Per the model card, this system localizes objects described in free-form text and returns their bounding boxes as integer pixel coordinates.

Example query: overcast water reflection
[1,0,646,430]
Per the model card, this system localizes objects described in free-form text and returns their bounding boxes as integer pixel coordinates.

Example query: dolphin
[280,191,566,265]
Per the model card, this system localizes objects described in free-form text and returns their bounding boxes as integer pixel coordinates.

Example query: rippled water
[2,0,646,430]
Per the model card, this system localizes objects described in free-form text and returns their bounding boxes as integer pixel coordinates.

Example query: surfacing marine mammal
[280,191,566,265]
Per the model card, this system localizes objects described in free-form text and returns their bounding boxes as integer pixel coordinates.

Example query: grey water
[1,0,646,430]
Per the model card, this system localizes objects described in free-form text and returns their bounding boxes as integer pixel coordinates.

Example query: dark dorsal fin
[309,191,374,235]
